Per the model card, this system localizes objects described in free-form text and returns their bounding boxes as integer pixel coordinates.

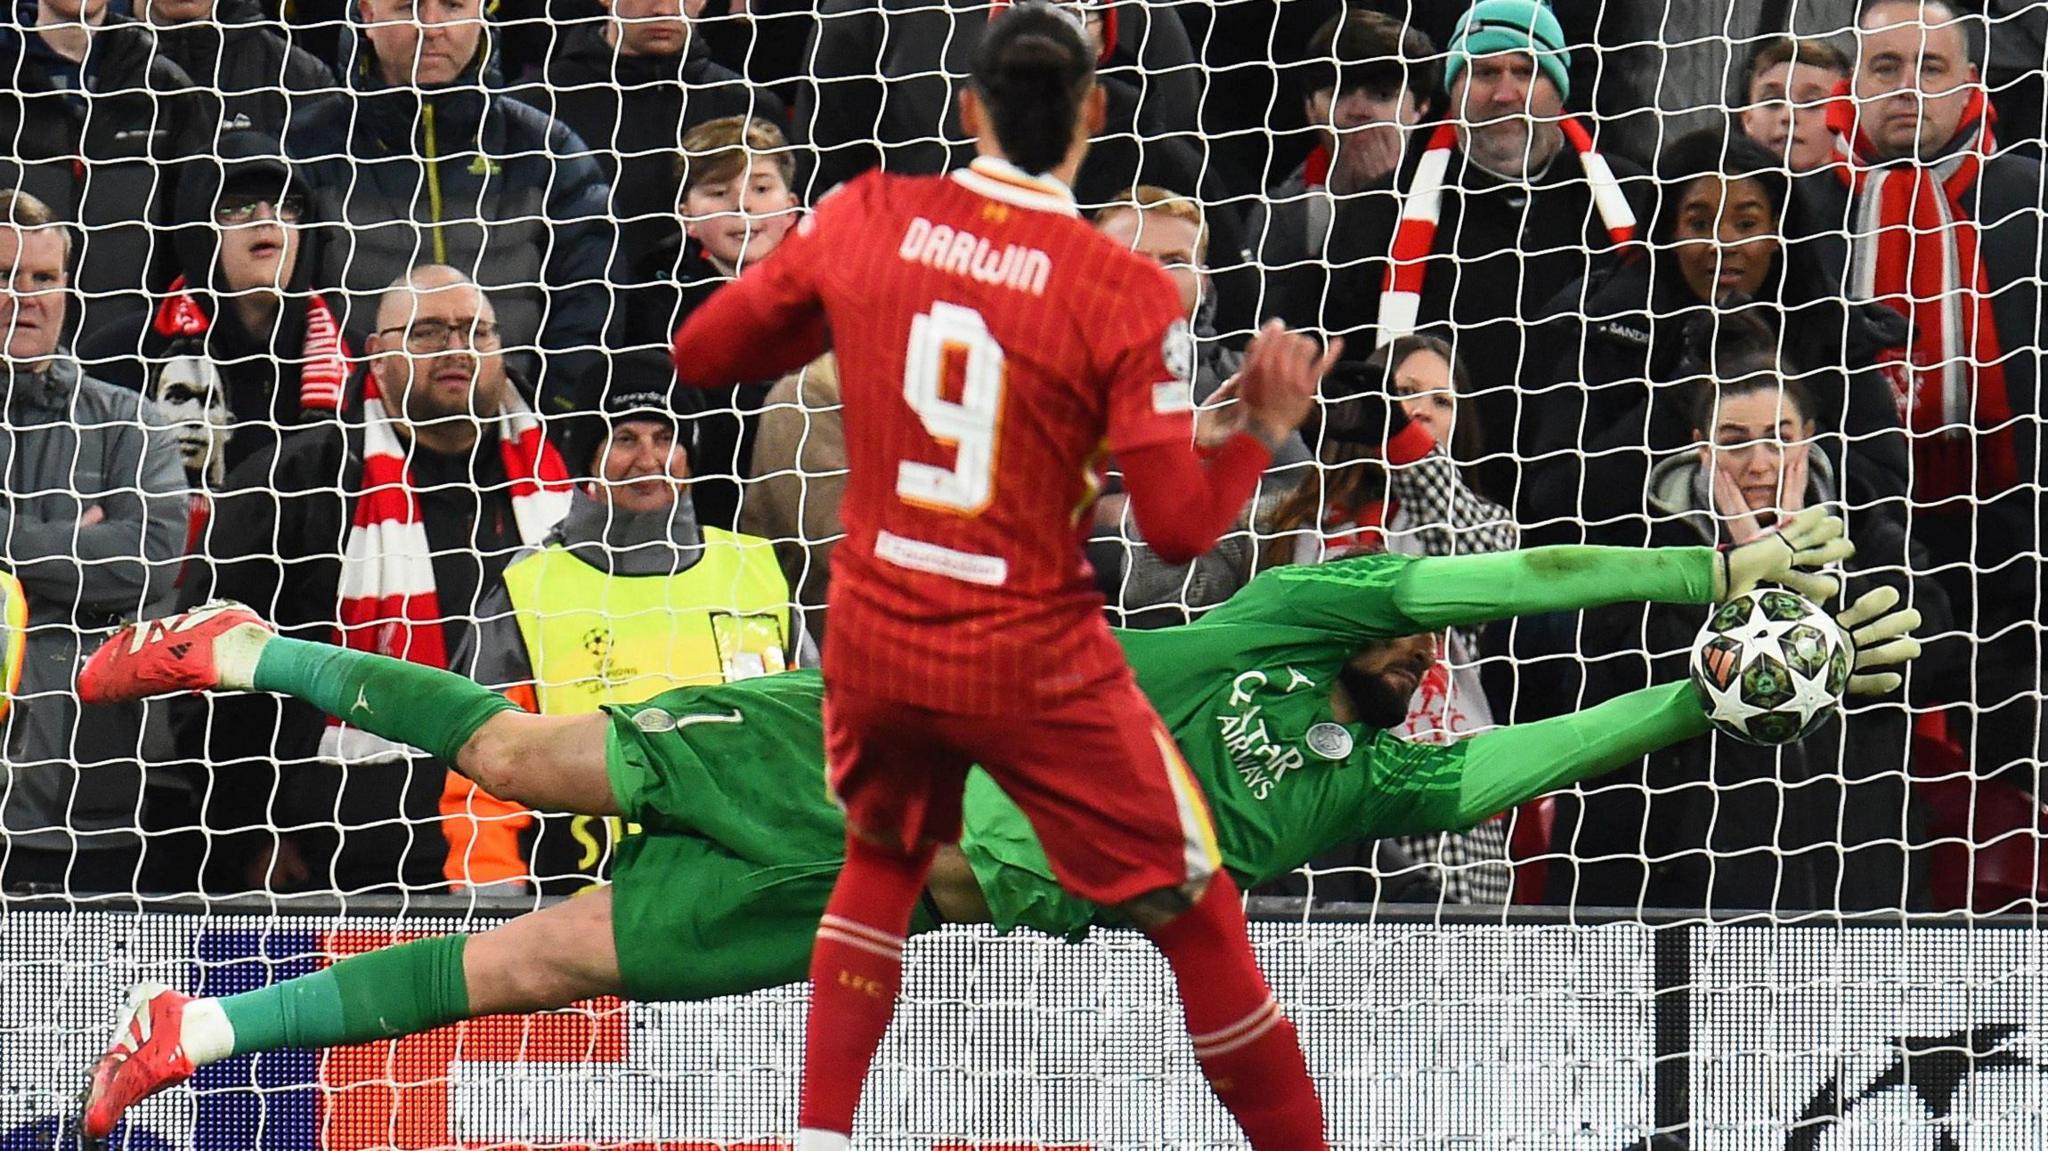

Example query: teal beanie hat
[1445,0,1571,101]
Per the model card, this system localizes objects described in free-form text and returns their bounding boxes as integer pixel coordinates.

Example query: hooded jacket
[78,132,353,486]
[515,19,788,264]
[1519,252,1915,541]
[0,357,188,854]
[1556,449,1954,914]
[146,0,336,140]
[283,23,613,412]
[0,13,209,318]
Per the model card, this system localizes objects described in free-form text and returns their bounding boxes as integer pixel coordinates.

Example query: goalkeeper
[73,517,1916,1137]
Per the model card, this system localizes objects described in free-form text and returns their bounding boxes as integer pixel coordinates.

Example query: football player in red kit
[671,5,1337,1148]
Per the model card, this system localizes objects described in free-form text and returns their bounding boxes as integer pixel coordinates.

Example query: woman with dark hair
[1556,311,1954,914]
[1115,334,1520,904]
[1521,127,1911,542]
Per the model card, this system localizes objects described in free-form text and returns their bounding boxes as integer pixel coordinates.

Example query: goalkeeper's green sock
[238,636,518,764]
[184,935,472,1063]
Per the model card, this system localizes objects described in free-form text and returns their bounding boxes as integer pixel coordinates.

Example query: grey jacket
[0,357,189,851]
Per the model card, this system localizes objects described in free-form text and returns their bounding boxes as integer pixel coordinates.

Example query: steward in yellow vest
[447,371,817,889]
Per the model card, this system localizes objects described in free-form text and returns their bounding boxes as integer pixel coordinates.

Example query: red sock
[1145,872,1328,1150]
[798,834,935,1136]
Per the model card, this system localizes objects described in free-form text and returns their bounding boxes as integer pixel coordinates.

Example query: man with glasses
[82,134,352,492]
[177,264,573,895]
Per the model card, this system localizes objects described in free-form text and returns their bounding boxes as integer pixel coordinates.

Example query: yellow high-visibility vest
[500,526,793,715]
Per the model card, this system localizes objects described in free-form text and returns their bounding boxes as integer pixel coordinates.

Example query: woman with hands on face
[1556,310,1956,915]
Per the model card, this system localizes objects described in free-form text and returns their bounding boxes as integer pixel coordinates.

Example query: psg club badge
[631,708,679,733]
[1305,722,1354,761]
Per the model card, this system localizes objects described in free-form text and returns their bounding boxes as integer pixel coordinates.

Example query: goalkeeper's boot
[79,983,198,1141]
[78,601,272,703]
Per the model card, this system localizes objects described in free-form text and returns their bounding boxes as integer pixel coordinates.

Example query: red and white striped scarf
[1829,86,2019,504]
[322,373,573,762]
[1378,119,1636,345]
[152,278,350,411]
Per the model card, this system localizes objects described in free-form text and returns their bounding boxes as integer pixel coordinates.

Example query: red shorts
[823,673,1221,909]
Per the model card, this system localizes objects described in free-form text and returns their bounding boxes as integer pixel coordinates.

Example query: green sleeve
[1233,546,1716,641]
[1452,682,1712,827]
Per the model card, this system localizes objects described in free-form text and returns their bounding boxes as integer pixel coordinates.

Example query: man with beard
[1277,0,1650,501]
[75,516,1919,1134]
[175,265,572,893]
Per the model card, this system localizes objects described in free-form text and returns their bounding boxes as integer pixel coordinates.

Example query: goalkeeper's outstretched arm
[1440,587,1921,829]
[1243,508,1854,643]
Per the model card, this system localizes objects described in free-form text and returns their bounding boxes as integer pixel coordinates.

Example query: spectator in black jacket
[799,0,1198,198]
[1245,9,1439,304]
[1280,0,1651,500]
[0,0,209,337]
[80,132,353,495]
[1554,314,1953,915]
[1521,130,1912,543]
[794,0,1238,286]
[285,0,613,414]
[142,0,335,140]
[513,0,788,265]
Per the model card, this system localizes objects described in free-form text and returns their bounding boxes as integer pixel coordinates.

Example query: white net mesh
[0,0,2044,1145]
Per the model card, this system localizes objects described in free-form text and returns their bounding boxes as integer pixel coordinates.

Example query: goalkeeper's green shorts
[599,683,937,1002]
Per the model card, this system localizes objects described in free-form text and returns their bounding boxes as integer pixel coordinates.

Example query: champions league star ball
[1690,588,1853,746]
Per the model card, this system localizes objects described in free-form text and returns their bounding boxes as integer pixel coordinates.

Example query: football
[1690,588,1852,746]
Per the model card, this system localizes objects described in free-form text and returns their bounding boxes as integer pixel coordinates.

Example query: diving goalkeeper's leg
[78,602,617,814]
[80,889,621,1140]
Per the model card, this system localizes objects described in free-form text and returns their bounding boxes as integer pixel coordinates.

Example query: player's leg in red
[989,683,1329,1150]
[797,689,969,1151]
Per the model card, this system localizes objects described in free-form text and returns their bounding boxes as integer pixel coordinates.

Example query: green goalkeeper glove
[1833,585,1923,696]
[1713,507,1856,601]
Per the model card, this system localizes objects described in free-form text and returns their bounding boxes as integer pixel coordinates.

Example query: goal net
[1,0,2044,1147]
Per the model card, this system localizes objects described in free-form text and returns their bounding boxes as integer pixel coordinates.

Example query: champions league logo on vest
[1784,1025,2048,1150]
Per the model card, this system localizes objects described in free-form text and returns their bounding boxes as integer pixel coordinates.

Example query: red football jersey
[680,158,1198,713]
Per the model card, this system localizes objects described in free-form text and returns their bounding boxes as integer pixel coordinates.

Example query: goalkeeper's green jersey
[608,546,1717,943]
[957,548,1717,938]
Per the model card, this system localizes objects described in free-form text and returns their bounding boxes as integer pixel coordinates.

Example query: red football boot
[78,601,272,704]
[78,983,198,1142]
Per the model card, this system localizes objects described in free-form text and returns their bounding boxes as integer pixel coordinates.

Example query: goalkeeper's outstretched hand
[1833,585,1922,696]
[1714,507,1856,601]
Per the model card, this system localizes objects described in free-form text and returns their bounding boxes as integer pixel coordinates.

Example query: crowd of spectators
[0,0,2039,917]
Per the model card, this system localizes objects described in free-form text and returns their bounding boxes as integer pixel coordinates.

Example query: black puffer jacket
[0,15,209,326]
[1554,450,1955,914]
[78,132,354,485]
[1519,251,1914,542]
[147,0,336,139]
[799,0,1198,197]
[514,19,787,263]
[284,26,613,412]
